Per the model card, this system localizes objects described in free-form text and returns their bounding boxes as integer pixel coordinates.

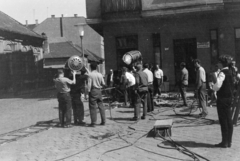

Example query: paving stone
[0,90,240,161]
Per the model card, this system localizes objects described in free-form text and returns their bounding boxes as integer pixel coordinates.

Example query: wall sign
[197,42,210,48]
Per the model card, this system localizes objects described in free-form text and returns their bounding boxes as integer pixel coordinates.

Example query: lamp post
[75,23,86,64]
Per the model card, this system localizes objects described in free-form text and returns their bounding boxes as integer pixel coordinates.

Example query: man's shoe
[214,143,228,148]
[199,113,207,117]
[131,117,140,121]
[100,122,105,125]
[78,122,86,125]
[89,123,96,127]
[228,143,232,148]
[141,116,146,120]
[64,124,73,128]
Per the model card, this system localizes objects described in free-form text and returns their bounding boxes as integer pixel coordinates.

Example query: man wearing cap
[54,69,76,128]
[143,63,154,112]
[88,62,106,127]
[178,62,189,106]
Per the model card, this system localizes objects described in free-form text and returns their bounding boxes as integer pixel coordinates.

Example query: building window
[235,28,240,70]
[116,35,138,67]
[210,29,218,64]
[116,35,138,49]
[235,28,240,39]
[152,33,162,68]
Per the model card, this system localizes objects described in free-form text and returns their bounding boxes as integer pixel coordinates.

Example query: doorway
[173,38,197,84]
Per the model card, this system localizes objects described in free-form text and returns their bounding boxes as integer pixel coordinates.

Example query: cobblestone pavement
[0,90,240,161]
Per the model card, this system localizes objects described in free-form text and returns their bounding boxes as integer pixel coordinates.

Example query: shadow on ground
[0,89,56,100]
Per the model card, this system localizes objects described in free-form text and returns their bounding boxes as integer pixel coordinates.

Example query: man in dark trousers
[133,63,148,120]
[212,55,235,148]
[54,69,76,128]
[178,62,189,106]
[194,59,208,118]
[143,63,154,112]
[88,62,106,127]
[69,68,88,126]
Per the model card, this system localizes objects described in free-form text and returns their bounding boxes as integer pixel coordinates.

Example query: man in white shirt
[208,63,221,107]
[194,59,208,118]
[122,67,135,107]
[212,55,236,148]
[143,63,154,112]
[154,64,163,98]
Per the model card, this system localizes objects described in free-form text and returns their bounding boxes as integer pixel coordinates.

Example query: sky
[0,0,86,25]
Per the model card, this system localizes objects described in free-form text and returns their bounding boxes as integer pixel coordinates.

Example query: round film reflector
[68,55,84,71]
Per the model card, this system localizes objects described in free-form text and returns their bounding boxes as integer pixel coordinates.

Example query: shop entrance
[173,38,197,85]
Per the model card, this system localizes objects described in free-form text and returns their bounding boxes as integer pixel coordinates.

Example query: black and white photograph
[0,0,240,160]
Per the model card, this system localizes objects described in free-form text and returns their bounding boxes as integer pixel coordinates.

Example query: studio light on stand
[122,50,142,66]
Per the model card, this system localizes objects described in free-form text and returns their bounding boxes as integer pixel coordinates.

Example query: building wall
[103,10,240,85]
[34,16,105,74]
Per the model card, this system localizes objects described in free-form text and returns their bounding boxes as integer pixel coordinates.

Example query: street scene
[1,0,240,161]
[0,90,240,161]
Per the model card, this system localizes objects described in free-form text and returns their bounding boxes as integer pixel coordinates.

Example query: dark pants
[123,88,128,106]
[147,84,154,112]
[89,88,106,124]
[154,78,162,96]
[179,83,187,105]
[57,92,72,126]
[217,98,233,146]
[197,83,208,115]
[71,93,84,124]
[108,82,114,95]
[128,86,134,107]
[134,91,148,118]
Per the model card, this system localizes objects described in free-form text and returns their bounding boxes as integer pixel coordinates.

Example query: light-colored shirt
[181,67,188,85]
[143,68,153,84]
[54,77,73,93]
[125,72,135,87]
[110,73,113,82]
[196,66,206,89]
[88,70,105,92]
[209,70,220,90]
[212,67,227,91]
[154,69,163,79]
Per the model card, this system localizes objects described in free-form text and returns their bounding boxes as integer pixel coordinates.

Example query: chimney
[35,19,38,25]
[51,15,55,18]
[61,14,64,17]
[74,14,78,17]
[26,20,28,26]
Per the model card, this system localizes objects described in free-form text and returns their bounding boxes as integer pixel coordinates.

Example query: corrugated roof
[0,10,43,38]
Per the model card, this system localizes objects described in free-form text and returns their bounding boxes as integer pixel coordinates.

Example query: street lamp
[75,23,86,64]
